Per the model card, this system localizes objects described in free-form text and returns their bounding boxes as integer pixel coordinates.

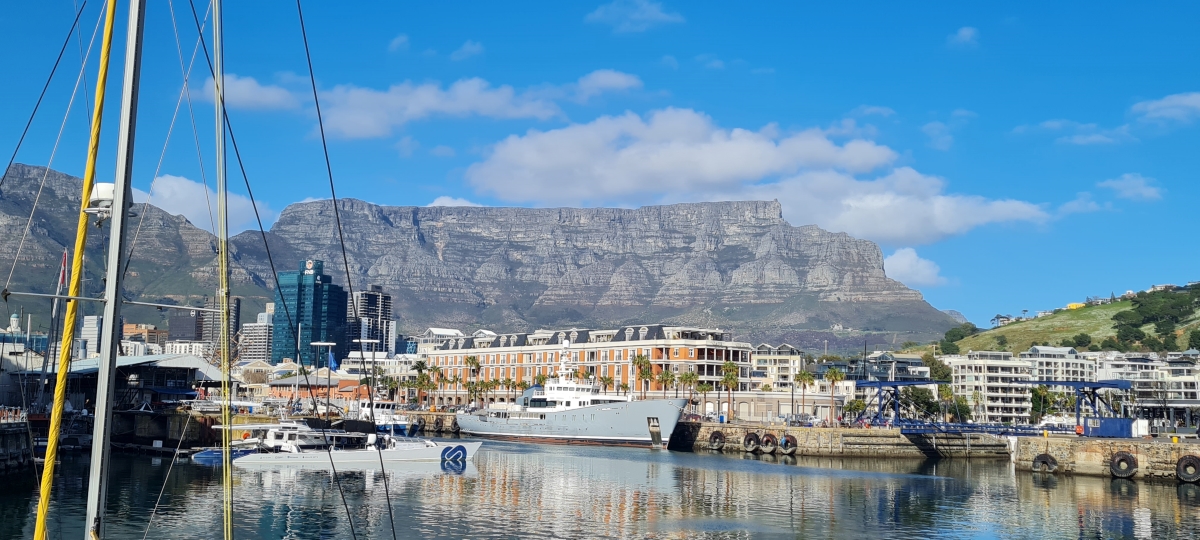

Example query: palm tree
[633,354,653,399]
[429,365,443,409]
[679,371,699,408]
[599,376,614,394]
[657,370,676,398]
[517,381,531,392]
[721,361,739,423]
[413,360,428,377]
[534,373,549,387]
[504,378,516,400]
[795,370,815,418]
[937,384,954,422]
[824,367,845,425]
[696,383,714,416]
[618,383,630,396]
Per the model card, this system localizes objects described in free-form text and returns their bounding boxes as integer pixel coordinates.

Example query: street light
[311,341,336,423]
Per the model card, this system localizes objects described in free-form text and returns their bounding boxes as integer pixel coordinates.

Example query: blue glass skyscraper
[270,259,348,365]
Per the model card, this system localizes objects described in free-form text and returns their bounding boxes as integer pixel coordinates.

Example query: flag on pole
[328,350,338,371]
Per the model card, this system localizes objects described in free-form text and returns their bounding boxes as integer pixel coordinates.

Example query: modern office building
[168,309,203,341]
[271,259,348,366]
[347,285,397,355]
[947,350,1032,424]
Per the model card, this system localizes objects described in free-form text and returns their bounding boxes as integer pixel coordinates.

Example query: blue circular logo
[440,444,467,462]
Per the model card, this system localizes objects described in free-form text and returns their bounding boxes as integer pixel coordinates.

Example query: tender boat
[356,399,410,433]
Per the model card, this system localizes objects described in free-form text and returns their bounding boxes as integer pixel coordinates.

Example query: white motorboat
[356,399,410,433]
[230,422,480,467]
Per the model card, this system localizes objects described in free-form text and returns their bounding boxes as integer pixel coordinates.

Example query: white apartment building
[164,340,213,358]
[118,340,162,357]
[752,343,804,389]
[947,351,1031,424]
[1021,346,1096,383]
[239,321,272,364]
[82,315,103,358]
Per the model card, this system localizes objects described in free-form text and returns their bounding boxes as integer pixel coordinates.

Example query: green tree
[1117,325,1146,344]
[599,375,614,394]
[823,367,845,423]
[1164,334,1179,351]
[1099,336,1123,351]
[795,370,815,417]
[1190,330,1200,351]
[1143,335,1165,352]
[1059,337,1076,347]
[534,373,549,386]
[721,361,740,423]
[950,395,973,422]
[937,384,954,422]
[901,387,939,420]
[1072,333,1092,347]
[900,341,920,350]
[921,352,952,382]
[618,383,630,396]
[944,322,980,343]
[679,371,699,404]
[939,340,960,355]
[844,399,867,417]
[995,335,1008,348]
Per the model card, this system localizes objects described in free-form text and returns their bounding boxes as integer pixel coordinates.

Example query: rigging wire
[3,4,107,293]
[140,414,193,540]
[0,1,87,190]
[295,1,400,537]
[182,1,359,536]
[121,0,214,280]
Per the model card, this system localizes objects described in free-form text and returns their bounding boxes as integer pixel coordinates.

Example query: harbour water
[4,439,1200,539]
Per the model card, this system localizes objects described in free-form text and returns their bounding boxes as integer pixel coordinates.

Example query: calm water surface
[3,439,1200,539]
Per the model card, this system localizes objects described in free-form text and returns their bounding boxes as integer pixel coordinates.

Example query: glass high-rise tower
[270,259,348,365]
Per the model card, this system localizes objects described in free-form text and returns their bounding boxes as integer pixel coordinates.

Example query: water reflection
[4,442,1200,539]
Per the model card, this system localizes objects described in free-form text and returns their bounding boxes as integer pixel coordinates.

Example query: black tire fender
[708,431,725,451]
[1032,453,1058,473]
[760,434,778,454]
[780,435,798,456]
[1177,455,1200,483]
[742,433,760,453]
[1111,451,1138,479]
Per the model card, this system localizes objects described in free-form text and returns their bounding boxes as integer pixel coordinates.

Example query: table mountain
[1,165,956,346]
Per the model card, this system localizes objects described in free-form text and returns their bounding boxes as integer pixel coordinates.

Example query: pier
[0,407,33,475]
[670,421,1010,458]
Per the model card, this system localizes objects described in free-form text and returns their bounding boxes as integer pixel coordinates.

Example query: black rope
[0,1,88,190]
[295,2,399,538]
[183,2,358,537]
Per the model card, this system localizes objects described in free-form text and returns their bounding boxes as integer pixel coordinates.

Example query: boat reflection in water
[7,441,1200,538]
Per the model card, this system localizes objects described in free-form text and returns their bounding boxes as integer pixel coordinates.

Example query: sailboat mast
[84,0,147,537]
[212,0,235,538]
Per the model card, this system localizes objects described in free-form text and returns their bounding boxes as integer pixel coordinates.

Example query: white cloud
[320,78,560,138]
[852,105,895,117]
[430,145,456,157]
[450,40,484,61]
[396,136,419,157]
[195,74,298,110]
[464,108,1046,245]
[1058,192,1106,215]
[575,69,643,101]
[922,121,954,150]
[1017,118,1134,145]
[388,34,409,52]
[586,0,684,33]
[427,196,482,207]
[947,26,979,47]
[1131,92,1200,122]
[885,248,947,287]
[133,174,276,233]
[1098,173,1162,201]
[695,54,724,69]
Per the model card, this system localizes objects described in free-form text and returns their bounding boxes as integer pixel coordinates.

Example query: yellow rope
[33,0,117,538]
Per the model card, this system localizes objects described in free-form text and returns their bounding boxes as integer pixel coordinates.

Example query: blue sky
[1,1,1198,327]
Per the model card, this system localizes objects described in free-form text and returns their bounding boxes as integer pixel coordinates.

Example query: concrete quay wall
[671,421,1010,458]
[1014,436,1200,481]
[0,422,33,475]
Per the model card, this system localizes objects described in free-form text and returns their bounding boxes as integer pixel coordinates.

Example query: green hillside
[949,297,1200,354]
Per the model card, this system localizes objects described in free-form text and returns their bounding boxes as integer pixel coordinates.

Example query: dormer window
[639,327,648,340]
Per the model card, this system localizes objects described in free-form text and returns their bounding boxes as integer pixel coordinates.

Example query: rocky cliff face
[236,198,954,342]
[0,165,955,345]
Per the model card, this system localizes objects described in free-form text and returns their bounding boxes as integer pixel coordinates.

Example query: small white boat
[231,422,481,468]
[356,399,410,433]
